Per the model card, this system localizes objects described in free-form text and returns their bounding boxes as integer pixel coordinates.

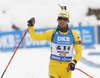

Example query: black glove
[27,17,35,26]
[67,63,75,71]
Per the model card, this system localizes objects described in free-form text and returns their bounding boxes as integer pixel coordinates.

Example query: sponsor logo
[60,13,66,16]
[59,53,66,56]
[57,37,70,41]
[57,51,69,54]
[50,54,72,62]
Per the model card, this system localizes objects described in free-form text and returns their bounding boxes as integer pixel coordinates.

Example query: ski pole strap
[74,41,84,45]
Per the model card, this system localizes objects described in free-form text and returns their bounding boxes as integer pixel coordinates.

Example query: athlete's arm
[29,26,54,42]
[71,30,82,64]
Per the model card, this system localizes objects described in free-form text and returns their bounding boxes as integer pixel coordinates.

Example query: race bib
[50,43,73,62]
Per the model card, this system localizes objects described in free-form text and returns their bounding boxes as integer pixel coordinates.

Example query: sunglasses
[58,17,69,21]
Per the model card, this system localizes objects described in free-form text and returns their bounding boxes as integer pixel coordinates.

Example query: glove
[67,63,75,71]
[67,59,77,71]
[27,17,35,26]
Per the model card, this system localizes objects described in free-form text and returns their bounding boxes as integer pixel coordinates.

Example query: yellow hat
[58,10,70,18]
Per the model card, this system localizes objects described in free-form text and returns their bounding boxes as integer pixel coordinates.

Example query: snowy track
[0,46,100,78]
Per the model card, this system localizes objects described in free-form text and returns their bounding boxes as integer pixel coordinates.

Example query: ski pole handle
[0,27,29,78]
[75,68,94,78]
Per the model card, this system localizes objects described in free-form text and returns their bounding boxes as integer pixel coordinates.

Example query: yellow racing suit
[29,26,82,78]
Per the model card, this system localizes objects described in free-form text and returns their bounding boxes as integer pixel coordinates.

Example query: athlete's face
[57,16,69,29]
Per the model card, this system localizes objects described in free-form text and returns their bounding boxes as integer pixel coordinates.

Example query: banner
[0,30,23,51]
[70,26,95,46]
[98,26,100,44]
[0,26,95,51]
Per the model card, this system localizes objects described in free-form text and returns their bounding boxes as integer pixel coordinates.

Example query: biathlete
[27,6,82,78]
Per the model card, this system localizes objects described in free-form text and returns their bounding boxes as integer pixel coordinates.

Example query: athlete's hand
[27,17,35,26]
[67,63,75,71]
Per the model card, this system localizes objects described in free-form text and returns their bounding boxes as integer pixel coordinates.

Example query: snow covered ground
[0,45,100,78]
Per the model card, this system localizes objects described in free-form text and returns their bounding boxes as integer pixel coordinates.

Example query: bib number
[56,45,71,56]
[57,45,70,51]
